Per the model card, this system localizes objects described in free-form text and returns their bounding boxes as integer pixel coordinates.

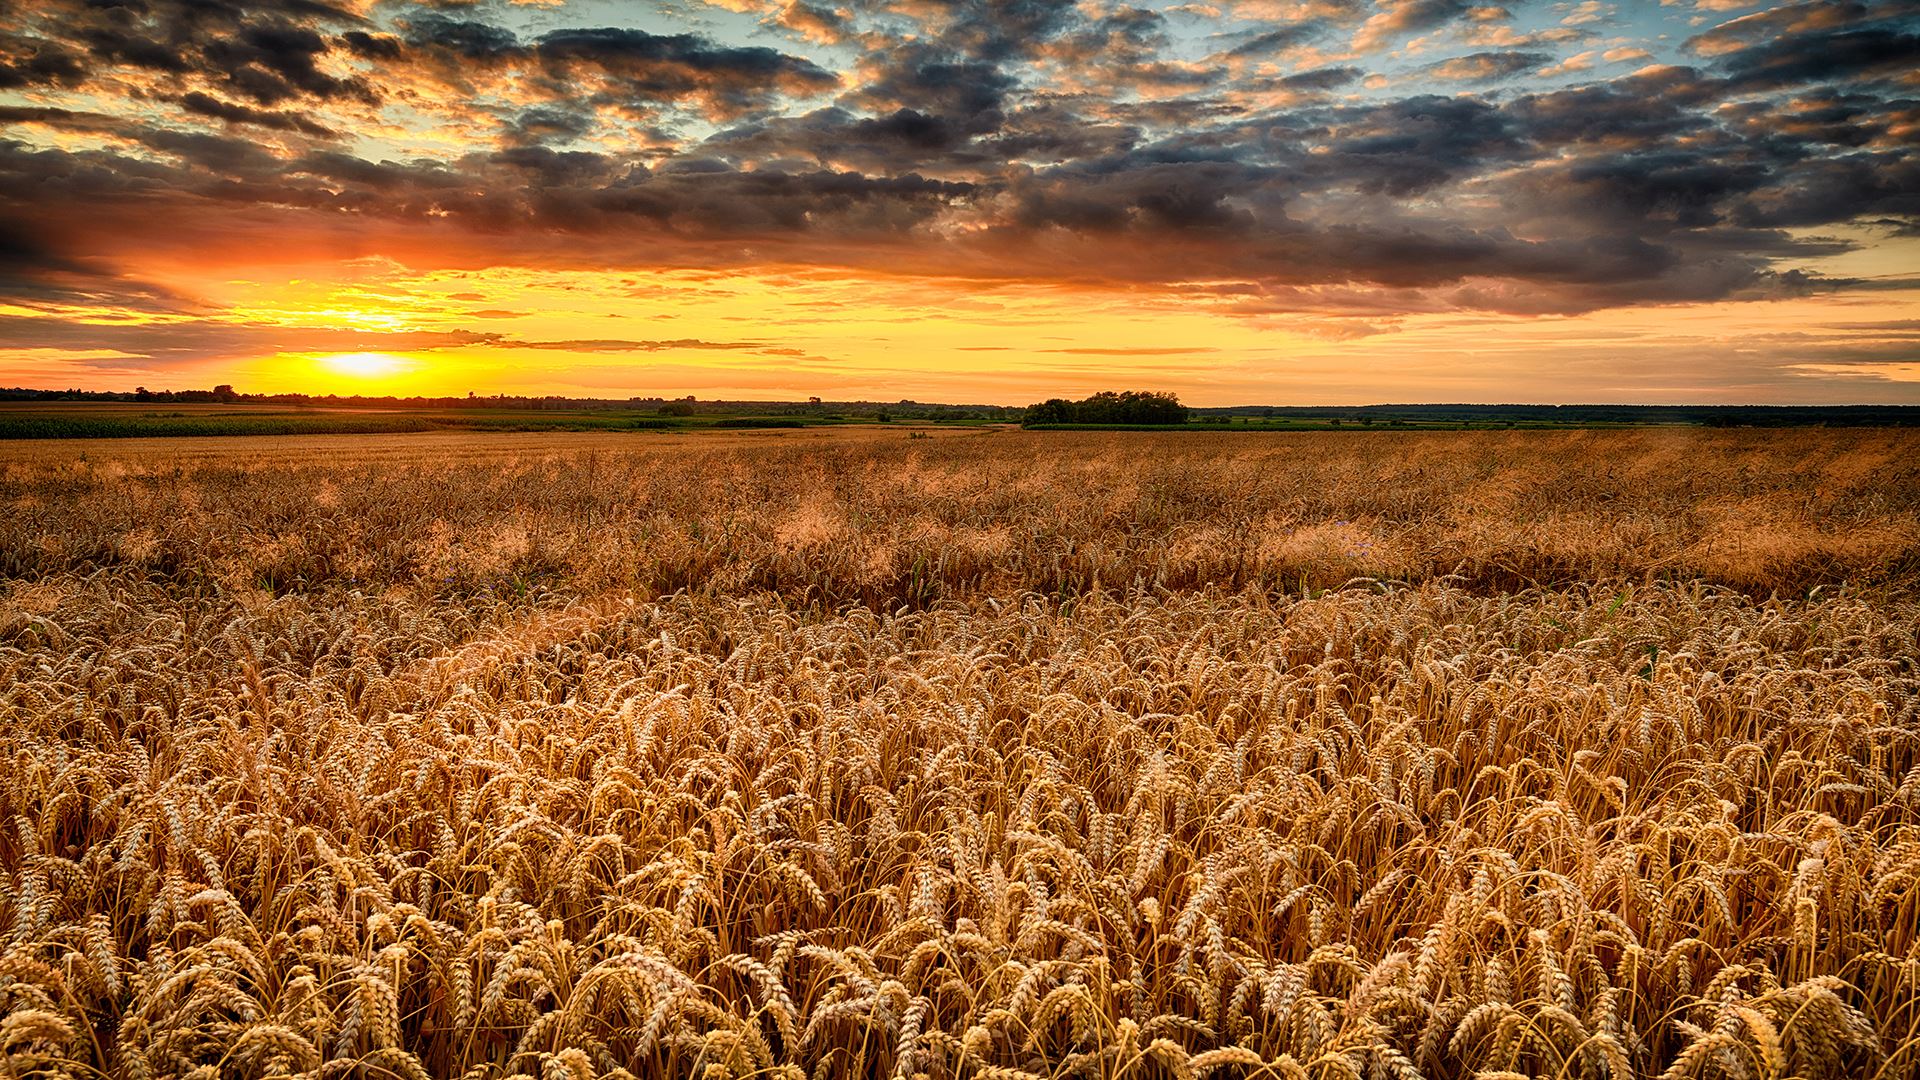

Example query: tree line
[1022,391,1190,426]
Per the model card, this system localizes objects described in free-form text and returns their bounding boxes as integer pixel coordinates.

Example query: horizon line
[6,387,1920,412]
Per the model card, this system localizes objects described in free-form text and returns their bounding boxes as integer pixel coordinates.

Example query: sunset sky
[1,0,1915,404]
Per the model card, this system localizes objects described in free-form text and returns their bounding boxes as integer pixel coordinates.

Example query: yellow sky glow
[319,352,413,379]
[3,0,1916,406]
[5,240,1916,406]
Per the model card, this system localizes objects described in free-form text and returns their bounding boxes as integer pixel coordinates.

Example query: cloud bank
[0,0,1915,397]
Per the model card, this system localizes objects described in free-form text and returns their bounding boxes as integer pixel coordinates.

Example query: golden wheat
[0,428,1915,1079]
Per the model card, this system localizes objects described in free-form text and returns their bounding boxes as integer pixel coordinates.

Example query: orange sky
[9,259,1919,406]
[2,0,1916,404]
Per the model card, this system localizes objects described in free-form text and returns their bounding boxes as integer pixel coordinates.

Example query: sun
[320,352,410,379]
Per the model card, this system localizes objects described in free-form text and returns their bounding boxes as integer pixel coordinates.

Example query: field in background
[12,400,1916,439]
[1,428,1917,1079]
[6,427,1915,598]
[0,402,981,439]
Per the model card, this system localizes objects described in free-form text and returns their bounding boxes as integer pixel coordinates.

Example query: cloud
[1716,25,1920,90]
[1039,346,1223,354]
[1353,0,1475,51]
[177,91,340,137]
[14,0,380,107]
[1560,2,1612,27]
[0,32,86,88]
[1536,50,1595,77]
[1426,51,1551,81]
[1682,0,1920,95]
[0,314,500,368]
[774,2,857,46]
[1219,22,1326,56]
[499,337,765,351]
[0,0,1912,336]
[0,215,196,315]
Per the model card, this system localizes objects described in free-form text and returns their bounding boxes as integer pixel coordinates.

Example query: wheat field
[2,428,1917,1079]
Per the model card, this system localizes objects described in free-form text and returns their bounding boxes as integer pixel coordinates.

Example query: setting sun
[319,352,410,380]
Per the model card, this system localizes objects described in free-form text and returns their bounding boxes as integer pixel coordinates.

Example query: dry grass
[1,427,1917,1079]
[4,428,1917,603]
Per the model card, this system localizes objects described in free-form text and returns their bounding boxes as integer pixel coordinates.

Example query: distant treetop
[1023,391,1189,427]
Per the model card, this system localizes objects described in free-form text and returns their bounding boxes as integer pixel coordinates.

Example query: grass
[0,409,445,438]
[0,403,1829,441]
[0,427,1916,1079]
[7,427,1914,598]
[1022,419,1638,431]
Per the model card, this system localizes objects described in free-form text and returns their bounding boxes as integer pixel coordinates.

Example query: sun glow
[320,352,410,379]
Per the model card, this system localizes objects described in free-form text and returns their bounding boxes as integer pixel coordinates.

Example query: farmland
[0,403,915,440]
[1,427,1917,1079]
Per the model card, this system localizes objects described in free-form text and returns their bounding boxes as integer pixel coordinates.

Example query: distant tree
[1021,391,1187,426]
[659,400,696,416]
[212,384,238,402]
[1025,398,1072,425]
